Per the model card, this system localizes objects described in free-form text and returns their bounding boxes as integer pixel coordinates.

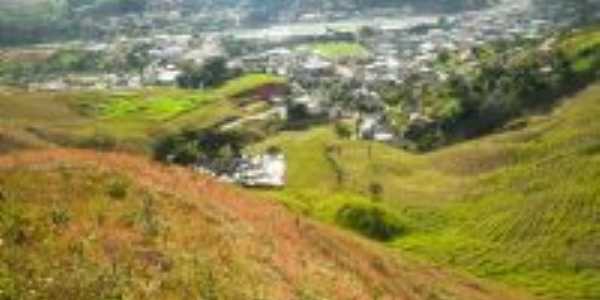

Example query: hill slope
[0,149,532,299]
[252,83,600,300]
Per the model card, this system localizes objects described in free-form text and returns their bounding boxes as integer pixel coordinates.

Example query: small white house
[234,153,286,187]
[154,65,181,85]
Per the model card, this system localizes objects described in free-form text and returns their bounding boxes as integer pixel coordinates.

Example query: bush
[334,121,353,139]
[177,56,229,89]
[153,128,249,167]
[368,182,384,201]
[335,203,405,241]
[107,178,128,200]
[50,207,71,227]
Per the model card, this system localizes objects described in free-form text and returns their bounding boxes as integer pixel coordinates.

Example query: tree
[126,42,151,81]
[368,182,384,201]
[176,56,229,89]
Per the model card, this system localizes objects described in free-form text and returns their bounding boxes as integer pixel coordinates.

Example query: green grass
[98,91,202,121]
[92,73,285,122]
[558,27,600,59]
[303,42,370,60]
[215,73,286,98]
[251,83,600,300]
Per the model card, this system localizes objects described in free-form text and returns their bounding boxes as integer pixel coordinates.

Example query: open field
[90,73,286,121]
[252,83,600,300]
[304,42,370,60]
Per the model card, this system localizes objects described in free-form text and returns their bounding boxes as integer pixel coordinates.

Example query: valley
[0,0,599,299]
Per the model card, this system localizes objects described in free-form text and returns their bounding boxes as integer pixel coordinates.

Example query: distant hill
[0,0,497,45]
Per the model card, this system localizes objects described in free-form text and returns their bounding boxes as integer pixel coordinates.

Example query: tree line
[0,0,148,46]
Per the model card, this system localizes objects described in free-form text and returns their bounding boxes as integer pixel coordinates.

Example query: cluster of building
[212,0,572,146]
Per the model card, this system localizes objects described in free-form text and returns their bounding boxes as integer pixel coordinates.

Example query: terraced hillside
[0,149,534,300]
[252,83,600,300]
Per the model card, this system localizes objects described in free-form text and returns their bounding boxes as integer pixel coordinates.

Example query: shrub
[334,121,353,139]
[107,178,128,200]
[335,203,405,241]
[368,182,384,201]
[153,128,249,167]
[2,209,28,245]
[50,207,71,227]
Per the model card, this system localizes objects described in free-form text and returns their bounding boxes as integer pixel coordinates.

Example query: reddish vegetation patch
[238,84,288,106]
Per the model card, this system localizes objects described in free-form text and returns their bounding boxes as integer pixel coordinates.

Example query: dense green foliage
[153,128,248,167]
[335,203,406,241]
[176,57,230,89]
[392,29,600,150]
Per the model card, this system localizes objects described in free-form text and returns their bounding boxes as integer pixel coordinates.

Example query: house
[233,153,286,187]
[152,64,181,85]
[301,56,334,76]
[358,113,395,142]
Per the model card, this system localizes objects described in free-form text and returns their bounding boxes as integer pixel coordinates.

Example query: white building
[234,153,286,187]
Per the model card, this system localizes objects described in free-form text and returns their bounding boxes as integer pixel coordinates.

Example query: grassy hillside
[251,83,600,300]
[0,149,533,300]
[0,74,285,153]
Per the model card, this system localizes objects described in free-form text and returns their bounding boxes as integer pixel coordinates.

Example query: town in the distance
[2,0,593,187]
